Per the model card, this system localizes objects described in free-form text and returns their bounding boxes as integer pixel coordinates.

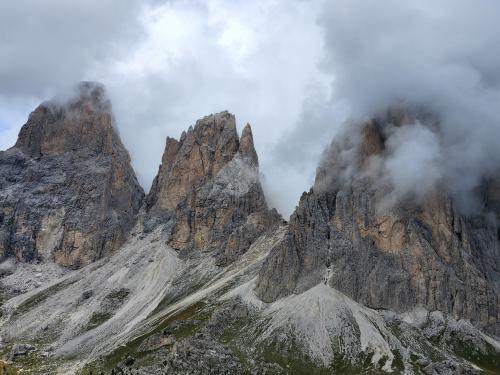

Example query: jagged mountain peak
[147,111,279,263]
[239,123,259,166]
[147,111,261,212]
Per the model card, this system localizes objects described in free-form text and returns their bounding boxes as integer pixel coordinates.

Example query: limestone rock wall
[0,82,144,268]
[147,111,280,265]
[256,112,500,335]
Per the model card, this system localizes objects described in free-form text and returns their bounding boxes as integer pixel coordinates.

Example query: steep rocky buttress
[147,111,280,265]
[0,82,144,268]
[255,110,500,336]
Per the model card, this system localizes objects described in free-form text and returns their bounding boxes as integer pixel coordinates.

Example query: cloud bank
[319,0,500,212]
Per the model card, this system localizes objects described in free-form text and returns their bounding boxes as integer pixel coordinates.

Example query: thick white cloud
[319,0,500,213]
[382,123,442,204]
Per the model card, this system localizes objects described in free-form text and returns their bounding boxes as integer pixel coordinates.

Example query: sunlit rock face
[147,111,280,265]
[0,82,144,268]
[256,109,500,335]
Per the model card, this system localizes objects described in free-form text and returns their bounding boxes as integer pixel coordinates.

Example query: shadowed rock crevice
[0,82,144,268]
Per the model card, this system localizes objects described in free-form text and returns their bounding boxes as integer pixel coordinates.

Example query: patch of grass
[0,340,64,375]
[0,361,19,375]
[409,353,425,374]
[256,337,388,375]
[214,313,254,367]
[449,333,500,374]
[391,350,405,373]
[84,312,113,331]
[80,301,208,374]
[105,288,130,302]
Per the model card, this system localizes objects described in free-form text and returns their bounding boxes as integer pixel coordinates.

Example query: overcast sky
[1,0,499,217]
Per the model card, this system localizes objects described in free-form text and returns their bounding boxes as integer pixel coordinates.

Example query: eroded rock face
[256,111,500,335]
[147,111,280,264]
[0,82,144,268]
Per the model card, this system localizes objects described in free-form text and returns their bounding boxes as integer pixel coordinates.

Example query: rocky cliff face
[255,111,500,335]
[147,111,280,265]
[0,82,144,268]
[2,99,500,374]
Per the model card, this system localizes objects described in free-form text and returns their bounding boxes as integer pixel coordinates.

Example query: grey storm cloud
[0,0,143,97]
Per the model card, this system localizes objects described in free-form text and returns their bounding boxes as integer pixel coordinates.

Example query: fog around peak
[317,0,500,213]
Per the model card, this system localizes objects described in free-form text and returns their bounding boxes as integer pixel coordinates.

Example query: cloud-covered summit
[317,0,500,212]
